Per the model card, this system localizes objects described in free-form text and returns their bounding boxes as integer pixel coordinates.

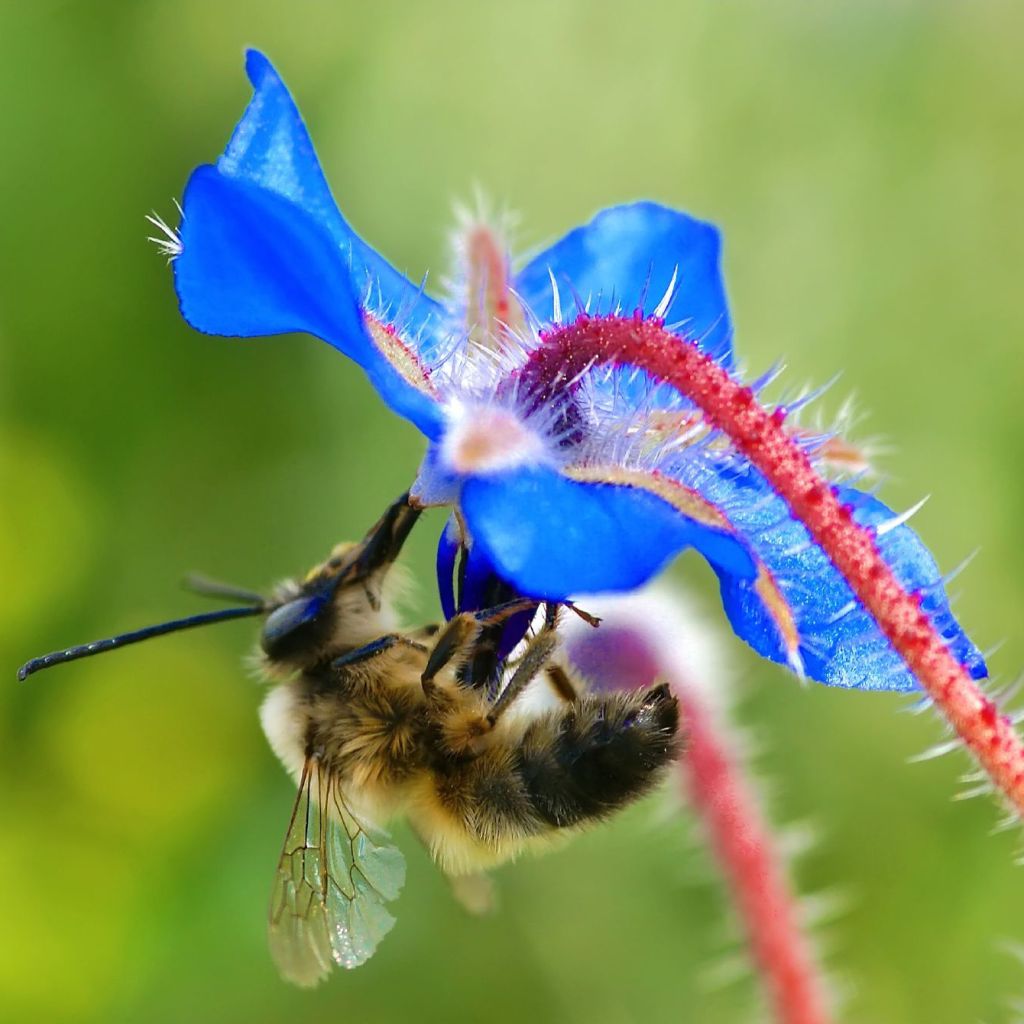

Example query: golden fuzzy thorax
[261,640,540,875]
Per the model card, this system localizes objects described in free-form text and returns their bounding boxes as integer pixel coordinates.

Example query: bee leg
[420,599,539,697]
[544,663,579,704]
[331,633,428,670]
[446,872,498,916]
[526,605,579,706]
[565,602,602,628]
[486,625,559,726]
[408,622,442,642]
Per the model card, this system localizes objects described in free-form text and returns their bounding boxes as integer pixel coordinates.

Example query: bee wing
[268,758,406,986]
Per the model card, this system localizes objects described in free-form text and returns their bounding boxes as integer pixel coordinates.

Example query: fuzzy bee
[18,494,682,985]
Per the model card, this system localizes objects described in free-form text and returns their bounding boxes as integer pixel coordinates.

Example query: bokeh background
[2,2,1023,1022]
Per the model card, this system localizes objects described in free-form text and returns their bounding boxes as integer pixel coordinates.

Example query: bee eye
[261,593,329,659]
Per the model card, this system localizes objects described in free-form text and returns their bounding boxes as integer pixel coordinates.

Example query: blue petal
[218,50,446,358]
[515,202,733,366]
[174,165,443,439]
[679,461,987,691]
[460,466,755,600]
[436,516,460,621]
[436,516,534,656]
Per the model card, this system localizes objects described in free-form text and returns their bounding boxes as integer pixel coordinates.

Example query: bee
[18,493,682,986]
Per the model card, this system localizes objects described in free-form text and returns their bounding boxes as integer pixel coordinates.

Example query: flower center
[441,403,549,475]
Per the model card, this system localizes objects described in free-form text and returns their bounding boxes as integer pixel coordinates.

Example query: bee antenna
[16,604,266,681]
[183,573,265,606]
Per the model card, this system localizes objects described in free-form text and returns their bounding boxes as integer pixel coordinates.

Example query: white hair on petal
[145,208,182,260]
[546,268,563,324]
[651,265,680,320]
[875,494,930,537]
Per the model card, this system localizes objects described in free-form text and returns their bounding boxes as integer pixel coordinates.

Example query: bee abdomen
[516,683,681,829]
[434,751,538,847]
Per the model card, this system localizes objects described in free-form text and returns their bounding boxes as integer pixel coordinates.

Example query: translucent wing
[268,758,406,986]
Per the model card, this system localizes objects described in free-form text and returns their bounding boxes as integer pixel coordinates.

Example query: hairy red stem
[681,691,832,1024]
[566,611,832,1023]
[531,313,1024,818]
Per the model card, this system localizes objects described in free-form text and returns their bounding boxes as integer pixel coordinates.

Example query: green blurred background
[2,2,1022,1021]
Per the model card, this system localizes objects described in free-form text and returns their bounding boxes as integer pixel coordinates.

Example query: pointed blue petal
[218,50,445,357]
[677,461,987,691]
[460,466,755,600]
[515,202,733,366]
[174,165,443,438]
[436,516,460,621]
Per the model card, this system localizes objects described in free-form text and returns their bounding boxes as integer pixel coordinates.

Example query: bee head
[260,497,421,669]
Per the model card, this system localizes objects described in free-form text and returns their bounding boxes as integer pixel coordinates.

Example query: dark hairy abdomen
[516,684,681,829]
[436,684,682,842]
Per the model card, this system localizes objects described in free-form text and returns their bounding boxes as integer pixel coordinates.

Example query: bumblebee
[18,494,682,985]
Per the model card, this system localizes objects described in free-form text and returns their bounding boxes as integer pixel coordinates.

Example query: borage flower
[166,52,1024,814]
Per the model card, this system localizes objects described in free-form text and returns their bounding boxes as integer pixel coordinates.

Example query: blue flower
[169,50,985,693]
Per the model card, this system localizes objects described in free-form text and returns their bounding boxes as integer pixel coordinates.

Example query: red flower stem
[529,314,1024,818]
[566,610,831,1021]
[680,690,832,1024]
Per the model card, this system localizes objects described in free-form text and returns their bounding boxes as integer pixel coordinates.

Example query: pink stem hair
[529,313,1024,818]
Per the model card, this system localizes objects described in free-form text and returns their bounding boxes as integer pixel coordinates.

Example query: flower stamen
[365,315,436,394]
